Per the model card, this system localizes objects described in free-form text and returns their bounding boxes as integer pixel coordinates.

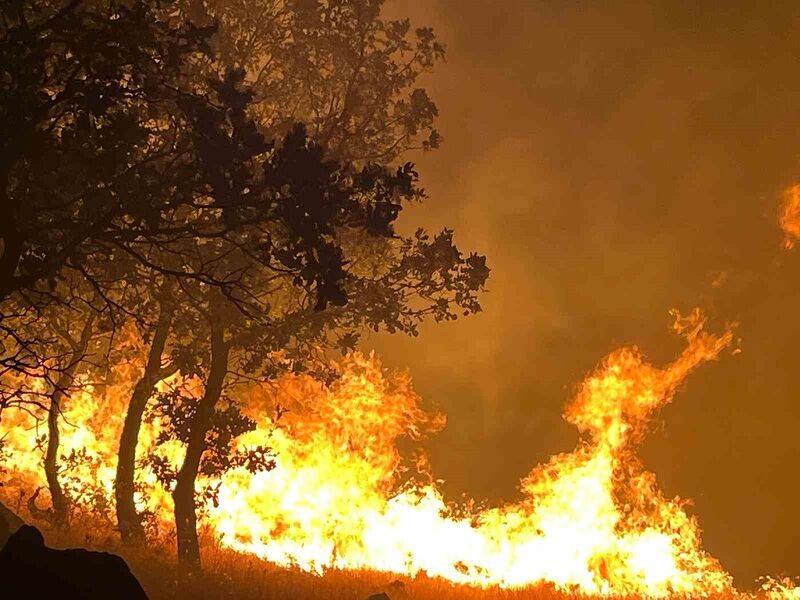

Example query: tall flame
[0,309,776,596]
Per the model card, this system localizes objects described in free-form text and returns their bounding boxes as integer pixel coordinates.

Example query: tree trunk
[173,320,228,574]
[44,314,94,526]
[115,300,173,544]
[0,173,23,301]
[0,228,23,300]
[44,378,69,526]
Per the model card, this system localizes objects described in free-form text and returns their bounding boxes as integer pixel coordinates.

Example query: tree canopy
[0,0,489,575]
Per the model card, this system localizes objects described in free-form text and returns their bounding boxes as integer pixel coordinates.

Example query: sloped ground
[32,523,739,600]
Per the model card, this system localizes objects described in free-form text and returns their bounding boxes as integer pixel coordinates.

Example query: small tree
[41,307,96,526]
[3,268,120,526]
[114,277,181,542]
[0,3,490,576]
[112,0,451,543]
[125,77,488,570]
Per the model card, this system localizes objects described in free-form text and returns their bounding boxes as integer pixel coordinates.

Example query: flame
[0,327,178,526]
[780,184,800,249]
[0,309,783,596]
[763,578,800,600]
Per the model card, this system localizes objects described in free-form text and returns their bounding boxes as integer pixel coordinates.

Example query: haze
[371,0,800,585]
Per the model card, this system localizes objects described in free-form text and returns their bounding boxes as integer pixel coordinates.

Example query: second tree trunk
[115,301,173,544]
[173,320,229,573]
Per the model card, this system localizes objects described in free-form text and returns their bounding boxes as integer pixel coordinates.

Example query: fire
[764,578,800,600]
[780,184,800,249]
[1,309,783,596]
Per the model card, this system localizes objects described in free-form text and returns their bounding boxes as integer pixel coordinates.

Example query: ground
[32,523,741,600]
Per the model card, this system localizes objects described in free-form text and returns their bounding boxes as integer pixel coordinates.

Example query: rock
[366,594,391,600]
[0,524,149,599]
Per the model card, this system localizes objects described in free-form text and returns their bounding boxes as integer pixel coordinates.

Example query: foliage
[180,0,445,162]
[0,0,489,570]
[143,383,277,512]
[0,0,216,300]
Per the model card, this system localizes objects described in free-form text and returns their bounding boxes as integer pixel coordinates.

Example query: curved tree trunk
[173,320,228,574]
[115,300,173,544]
[44,314,94,526]
[44,381,69,525]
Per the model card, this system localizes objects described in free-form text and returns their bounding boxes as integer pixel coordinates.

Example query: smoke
[374,0,800,583]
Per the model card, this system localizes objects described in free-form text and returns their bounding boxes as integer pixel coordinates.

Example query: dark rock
[366,594,391,600]
[0,525,149,599]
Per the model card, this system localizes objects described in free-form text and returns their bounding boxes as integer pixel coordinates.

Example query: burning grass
[12,524,738,600]
[5,310,800,598]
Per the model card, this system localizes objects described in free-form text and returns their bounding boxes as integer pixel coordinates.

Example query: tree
[0,0,219,415]
[41,307,96,526]
[0,0,219,302]
[129,77,488,570]
[3,262,125,526]
[114,279,178,542]
[0,0,212,530]
[0,1,490,575]
[113,0,450,543]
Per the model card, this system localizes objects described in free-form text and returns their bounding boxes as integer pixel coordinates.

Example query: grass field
[32,523,747,600]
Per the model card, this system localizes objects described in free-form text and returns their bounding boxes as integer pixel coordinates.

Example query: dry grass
[129,547,583,600]
[32,524,744,600]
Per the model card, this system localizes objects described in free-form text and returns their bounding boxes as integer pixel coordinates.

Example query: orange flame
[0,310,784,596]
[780,184,800,249]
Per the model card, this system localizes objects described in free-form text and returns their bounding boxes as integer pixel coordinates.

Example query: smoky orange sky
[364,0,800,586]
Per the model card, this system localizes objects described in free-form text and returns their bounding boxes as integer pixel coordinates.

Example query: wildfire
[2,309,788,596]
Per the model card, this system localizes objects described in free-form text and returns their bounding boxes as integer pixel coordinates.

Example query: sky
[366,0,800,585]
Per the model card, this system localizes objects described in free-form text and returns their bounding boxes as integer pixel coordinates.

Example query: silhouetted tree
[0,0,217,301]
[113,0,451,544]
[0,2,490,579]
[42,309,96,526]
[125,76,488,571]
[0,0,216,416]
[114,278,179,543]
[3,270,119,526]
